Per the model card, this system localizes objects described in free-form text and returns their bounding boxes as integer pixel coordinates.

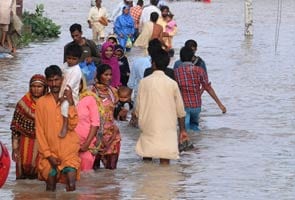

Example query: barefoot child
[59,43,82,137]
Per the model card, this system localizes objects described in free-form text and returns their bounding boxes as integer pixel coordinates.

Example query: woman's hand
[12,149,19,162]
[80,142,90,152]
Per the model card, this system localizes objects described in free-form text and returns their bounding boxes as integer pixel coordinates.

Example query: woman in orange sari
[10,74,47,179]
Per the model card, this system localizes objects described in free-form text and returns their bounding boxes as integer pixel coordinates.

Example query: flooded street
[1,0,295,199]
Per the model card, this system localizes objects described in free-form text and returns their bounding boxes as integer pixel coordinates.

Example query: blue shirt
[127,56,151,94]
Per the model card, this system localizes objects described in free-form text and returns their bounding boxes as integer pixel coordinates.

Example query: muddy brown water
[1,0,295,199]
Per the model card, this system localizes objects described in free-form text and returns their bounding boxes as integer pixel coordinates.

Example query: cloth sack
[98,16,108,26]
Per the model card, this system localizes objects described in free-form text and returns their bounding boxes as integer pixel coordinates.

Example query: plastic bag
[79,61,96,86]
[125,37,133,49]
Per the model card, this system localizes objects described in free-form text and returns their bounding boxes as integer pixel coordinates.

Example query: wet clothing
[10,92,39,179]
[92,84,121,169]
[76,84,100,171]
[135,71,186,160]
[174,61,211,131]
[35,94,80,183]
[76,79,100,171]
[10,74,47,179]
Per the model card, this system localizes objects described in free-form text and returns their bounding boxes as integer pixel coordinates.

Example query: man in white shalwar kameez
[87,0,109,44]
[135,47,187,165]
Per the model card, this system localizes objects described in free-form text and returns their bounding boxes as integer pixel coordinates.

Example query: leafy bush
[20,4,61,45]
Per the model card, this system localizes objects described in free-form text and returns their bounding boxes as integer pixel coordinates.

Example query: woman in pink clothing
[100,41,121,88]
[75,77,100,171]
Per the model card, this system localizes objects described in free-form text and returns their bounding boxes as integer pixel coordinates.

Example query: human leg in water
[46,174,57,191]
[160,158,170,165]
[105,154,119,169]
[64,168,77,191]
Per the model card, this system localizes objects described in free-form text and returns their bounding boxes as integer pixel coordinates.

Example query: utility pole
[244,0,253,36]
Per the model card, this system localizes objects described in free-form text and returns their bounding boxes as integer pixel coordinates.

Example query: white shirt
[59,63,82,105]
[139,5,161,31]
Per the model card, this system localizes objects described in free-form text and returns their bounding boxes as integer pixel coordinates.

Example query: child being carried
[114,86,133,121]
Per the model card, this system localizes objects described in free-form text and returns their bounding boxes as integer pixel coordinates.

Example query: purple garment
[101,42,121,87]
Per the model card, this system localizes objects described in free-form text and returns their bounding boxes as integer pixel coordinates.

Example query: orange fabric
[35,94,80,182]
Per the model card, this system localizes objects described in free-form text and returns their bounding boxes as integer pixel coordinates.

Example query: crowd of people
[7,0,226,192]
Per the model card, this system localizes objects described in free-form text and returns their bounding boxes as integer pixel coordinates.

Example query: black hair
[150,0,159,6]
[150,12,159,22]
[65,43,82,58]
[137,0,144,6]
[180,46,194,62]
[44,65,62,78]
[96,64,112,83]
[147,39,162,56]
[118,86,132,96]
[184,39,198,49]
[160,5,169,12]
[69,23,82,33]
[151,49,170,71]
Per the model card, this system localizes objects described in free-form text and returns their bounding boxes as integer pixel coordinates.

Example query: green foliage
[19,4,60,46]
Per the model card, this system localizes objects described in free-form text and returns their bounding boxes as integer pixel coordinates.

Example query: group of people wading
[8,0,226,192]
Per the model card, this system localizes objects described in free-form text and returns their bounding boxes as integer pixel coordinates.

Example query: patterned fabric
[10,74,46,179]
[92,83,121,169]
[11,92,37,139]
[130,5,143,29]
[174,62,211,108]
[17,136,39,179]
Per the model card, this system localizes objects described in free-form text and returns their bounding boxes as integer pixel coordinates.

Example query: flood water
[1,0,295,199]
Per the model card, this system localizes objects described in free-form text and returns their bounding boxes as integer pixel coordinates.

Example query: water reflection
[132,163,183,199]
